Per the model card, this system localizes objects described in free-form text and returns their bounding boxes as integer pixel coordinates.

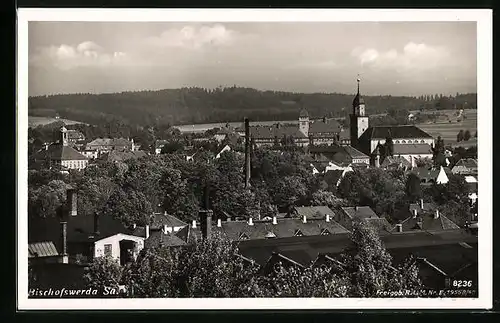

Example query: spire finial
[357,74,361,95]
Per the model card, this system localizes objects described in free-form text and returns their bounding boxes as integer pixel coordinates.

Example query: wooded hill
[28,87,477,127]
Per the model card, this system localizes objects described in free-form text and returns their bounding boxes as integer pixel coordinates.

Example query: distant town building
[414,166,450,186]
[66,129,85,143]
[451,158,478,176]
[32,126,88,171]
[349,78,435,167]
[86,137,136,153]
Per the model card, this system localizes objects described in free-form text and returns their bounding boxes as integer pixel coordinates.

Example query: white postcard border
[17,8,493,310]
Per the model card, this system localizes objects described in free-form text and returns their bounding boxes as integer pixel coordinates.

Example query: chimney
[323,116,327,123]
[244,118,251,188]
[67,188,77,216]
[434,209,440,219]
[164,224,168,233]
[217,218,222,227]
[420,199,424,210]
[326,214,330,222]
[395,223,403,233]
[192,220,197,229]
[302,215,307,223]
[354,206,359,212]
[412,209,418,218]
[93,212,100,235]
[145,225,150,239]
[199,210,213,240]
[132,223,136,229]
[248,217,254,226]
[272,216,277,225]
[60,220,68,263]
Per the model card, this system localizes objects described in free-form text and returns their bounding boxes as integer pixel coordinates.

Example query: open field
[28,116,87,127]
[417,110,477,145]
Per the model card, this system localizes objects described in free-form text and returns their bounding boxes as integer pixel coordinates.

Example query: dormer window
[320,228,331,235]
[239,233,249,240]
[294,229,303,237]
[265,231,276,239]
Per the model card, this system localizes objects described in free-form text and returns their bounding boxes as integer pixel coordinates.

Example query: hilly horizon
[28,86,477,127]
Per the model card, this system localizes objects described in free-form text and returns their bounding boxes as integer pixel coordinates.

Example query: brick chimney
[325,214,330,222]
[302,215,307,223]
[67,188,77,216]
[420,199,424,210]
[412,209,418,218]
[395,223,403,233]
[199,210,213,240]
[217,218,222,227]
[272,216,277,225]
[434,209,440,219]
[244,118,251,188]
[192,220,197,229]
[248,217,254,226]
[145,225,150,239]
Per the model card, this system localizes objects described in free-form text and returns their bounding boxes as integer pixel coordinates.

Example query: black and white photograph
[17,9,492,310]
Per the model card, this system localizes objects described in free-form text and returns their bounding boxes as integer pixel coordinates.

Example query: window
[294,229,303,237]
[104,244,112,257]
[321,229,331,236]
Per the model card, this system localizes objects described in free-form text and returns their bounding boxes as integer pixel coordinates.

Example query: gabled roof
[380,156,412,168]
[393,144,433,155]
[452,158,478,171]
[145,230,187,248]
[87,138,133,147]
[341,206,379,220]
[369,125,433,139]
[249,126,308,139]
[309,119,341,134]
[394,212,460,232]
[294,206,336,219]
[34,144,88,161]
[183,217,349,242]
[29,215,141,252]
[342,145,369,159]
[149,213,188,229]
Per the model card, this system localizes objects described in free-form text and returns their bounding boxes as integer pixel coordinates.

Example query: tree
[102,187,153,226]
[414,157,433,168]
[405,173,422,202]
[457,130,464,142]
[83,256,123,293]
[271,175,307,211]
[311,190,349,208]
[160,167,199,221]
[340,220,421,297]
[464,130,471,141]
[77,176,117,216]
[28,180,68,218]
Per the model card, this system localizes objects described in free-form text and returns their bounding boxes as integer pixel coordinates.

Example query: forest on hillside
[28,87,477,127]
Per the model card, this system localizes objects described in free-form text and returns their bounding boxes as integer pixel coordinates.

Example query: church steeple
[352,77,365,114]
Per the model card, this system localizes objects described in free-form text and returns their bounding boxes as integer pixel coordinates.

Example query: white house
[216,145,232,159]
[94,233,145,264]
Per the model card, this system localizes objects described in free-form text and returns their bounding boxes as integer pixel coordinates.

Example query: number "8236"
[452,280,473,288]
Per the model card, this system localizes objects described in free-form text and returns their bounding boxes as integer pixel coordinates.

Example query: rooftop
[393,144,433,155]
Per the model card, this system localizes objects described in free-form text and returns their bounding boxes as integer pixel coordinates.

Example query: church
[349,79,435,167]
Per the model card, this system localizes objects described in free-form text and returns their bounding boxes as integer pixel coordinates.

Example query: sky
[28,21,477,97]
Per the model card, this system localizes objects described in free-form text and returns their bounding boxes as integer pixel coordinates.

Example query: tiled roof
[394,209,460,232]
[29,215,141,251]
[249,126,308,139]
[339,129,350,141]
[149,213,188,229]
[294,206,336,219]
[380,156,412,168]
[370,126,433,139]
[29,241,59,258]
[87,138,133,148]
[184,217,349,242]
[309,119,341,134]
[34,144,88,161]
[341,206,379,220]
[393,144,433,155]
[342,145,369,159]
[145,230,187,248]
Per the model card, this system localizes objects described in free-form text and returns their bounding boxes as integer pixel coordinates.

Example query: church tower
[299,108,309,137]
[350,78,369,149]
[59,126,69,146]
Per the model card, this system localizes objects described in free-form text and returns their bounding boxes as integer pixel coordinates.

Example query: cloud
[351,42,451,71]
[29,41,129,70]
[145,24,238,50]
